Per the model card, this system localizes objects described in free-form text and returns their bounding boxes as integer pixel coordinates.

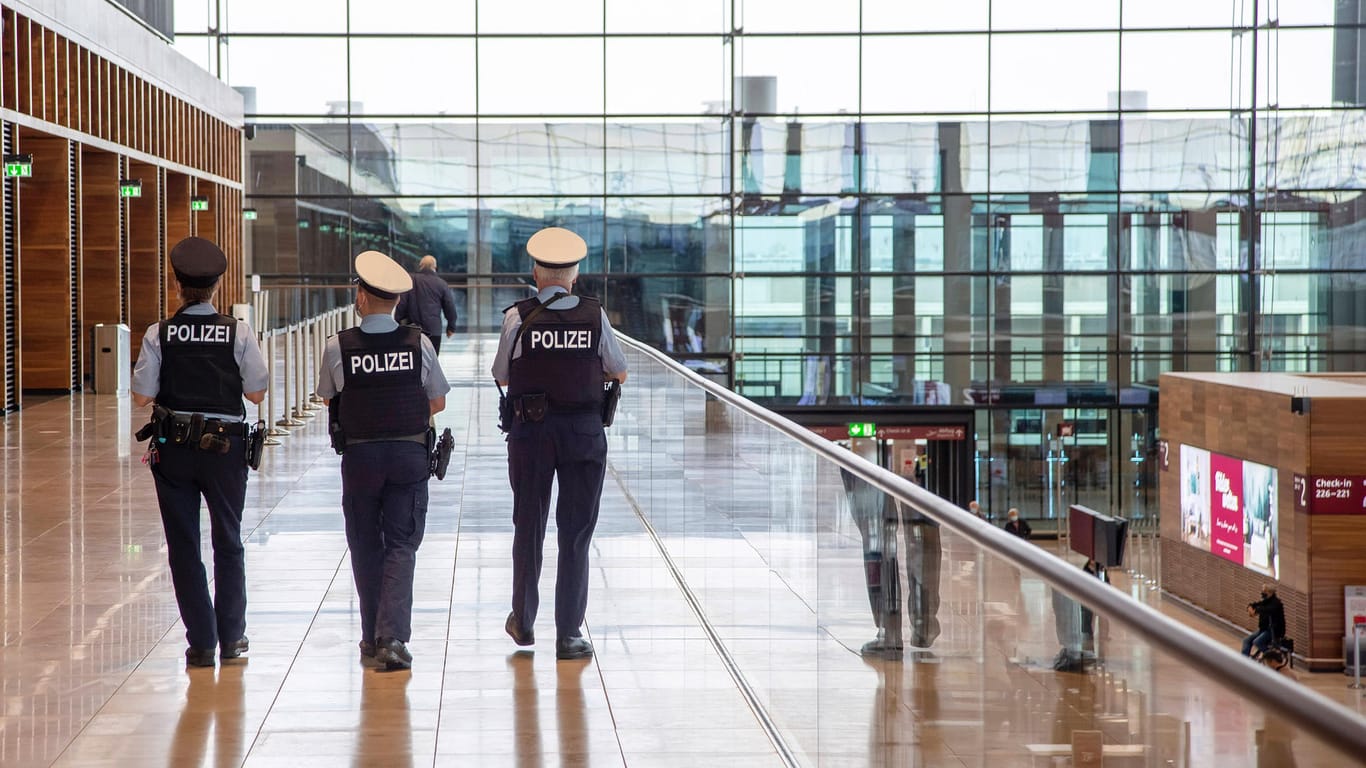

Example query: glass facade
[177,0,1366,521]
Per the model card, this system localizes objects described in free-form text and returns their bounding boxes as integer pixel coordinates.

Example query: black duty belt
[135,405,248,450]
[547,398,598,414]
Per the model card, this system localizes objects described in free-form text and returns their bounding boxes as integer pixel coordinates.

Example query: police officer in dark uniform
[132,237,269,667]
[316,250,450,670]
[493,227,628,660]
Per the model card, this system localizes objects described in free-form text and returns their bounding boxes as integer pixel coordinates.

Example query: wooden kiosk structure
[1160,372,1366,671]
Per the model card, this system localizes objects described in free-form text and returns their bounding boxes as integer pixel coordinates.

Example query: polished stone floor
[0,335,1363,767]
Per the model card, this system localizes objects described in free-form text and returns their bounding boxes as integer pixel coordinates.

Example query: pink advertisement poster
[1209,453,1244,565]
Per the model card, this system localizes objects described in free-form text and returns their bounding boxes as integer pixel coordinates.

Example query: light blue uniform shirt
[316,313,451,401]
[491,286,629,383]
[131,303,270,422]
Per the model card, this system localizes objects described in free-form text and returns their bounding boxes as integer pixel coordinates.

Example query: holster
[429,427,454,480]
[602,380,621,428]
[245,420,266,470]
[328,396,347,455]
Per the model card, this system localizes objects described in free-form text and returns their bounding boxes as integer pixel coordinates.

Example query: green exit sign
[848,422,877,438]
[119,179,142,198]
[3,153,32,178]
[243,208,258,221]
[190,196,209,211]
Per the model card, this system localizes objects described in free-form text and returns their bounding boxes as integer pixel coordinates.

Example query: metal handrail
[612,331,1366,760]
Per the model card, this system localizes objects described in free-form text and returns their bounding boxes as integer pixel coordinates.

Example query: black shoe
[375,637,412,670]
[359,640,377,658]
[860,637,903,661]
[505,613,534,647]
[185,647,217,667]
[555,635,593,660]
[221,636,249,660]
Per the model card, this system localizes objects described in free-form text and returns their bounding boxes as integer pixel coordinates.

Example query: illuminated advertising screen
[1179,444,1278,579]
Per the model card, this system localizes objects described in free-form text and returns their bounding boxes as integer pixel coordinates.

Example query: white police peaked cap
[354,250,413,300]
[527,227,587,268]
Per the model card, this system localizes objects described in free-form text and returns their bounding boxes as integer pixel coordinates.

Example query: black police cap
[170,237,227,288]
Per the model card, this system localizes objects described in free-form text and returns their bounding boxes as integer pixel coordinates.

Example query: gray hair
[535,263,579,284]
[418,255,437,271]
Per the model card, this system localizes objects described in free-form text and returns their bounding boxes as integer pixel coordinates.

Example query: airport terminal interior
[3,0,1366,765]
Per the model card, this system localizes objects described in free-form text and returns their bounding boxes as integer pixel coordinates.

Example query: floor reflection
[355,670,412,768]
[2,338,1361,767]
[510,652,542,767]
[168,665,246,768]
[556,657,591,765]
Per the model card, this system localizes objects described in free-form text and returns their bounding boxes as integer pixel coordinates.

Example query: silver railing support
[1352,623,1364,691]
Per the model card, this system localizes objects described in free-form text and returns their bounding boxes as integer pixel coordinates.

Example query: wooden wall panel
[79,148,121,386]
[16,16,32,115]
[1306,399,1366,663]
[1159,375,1311,650]
[16,130,73,390]
[0,9,244,406]
[2,9,14,111]
[126,158,160,341]
[163,171,191,315]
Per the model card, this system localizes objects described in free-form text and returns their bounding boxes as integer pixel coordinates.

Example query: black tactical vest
[337,326,429,440]
[158,307,243,417]
[508,295,603,408]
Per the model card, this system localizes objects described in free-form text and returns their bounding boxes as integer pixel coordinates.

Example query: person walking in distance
[396,254,458,353]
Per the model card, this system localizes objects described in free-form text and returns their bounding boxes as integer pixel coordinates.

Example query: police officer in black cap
[316,250,450,670]
[132,236,269,667]
[493,227,628,660]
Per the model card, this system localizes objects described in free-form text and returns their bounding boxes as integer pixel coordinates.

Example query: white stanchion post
[280,325,304,427]
[267,332,288,436]
[294,322,313,419]
[305,316,322,408]
[259,337,282,445]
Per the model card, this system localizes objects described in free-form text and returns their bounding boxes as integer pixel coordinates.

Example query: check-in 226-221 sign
[1293,474,1366,515]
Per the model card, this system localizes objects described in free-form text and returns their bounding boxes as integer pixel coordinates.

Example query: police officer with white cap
[132,236,269,668]
[493,226,628,660]
[316,250,450,670]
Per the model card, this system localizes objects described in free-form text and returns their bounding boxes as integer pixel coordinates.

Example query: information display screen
[1180,444,1278,579]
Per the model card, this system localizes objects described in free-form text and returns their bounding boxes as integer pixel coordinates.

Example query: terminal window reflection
[189,0,1366,525]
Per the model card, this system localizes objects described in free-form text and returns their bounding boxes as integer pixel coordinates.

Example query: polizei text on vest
[349,351,416,374]
[529,329,593,350]
[167,324,232,343]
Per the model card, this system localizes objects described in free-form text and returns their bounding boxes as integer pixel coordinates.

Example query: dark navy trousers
[507,412,606,639]
[150,435,248,652]
[341,441,429,644]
